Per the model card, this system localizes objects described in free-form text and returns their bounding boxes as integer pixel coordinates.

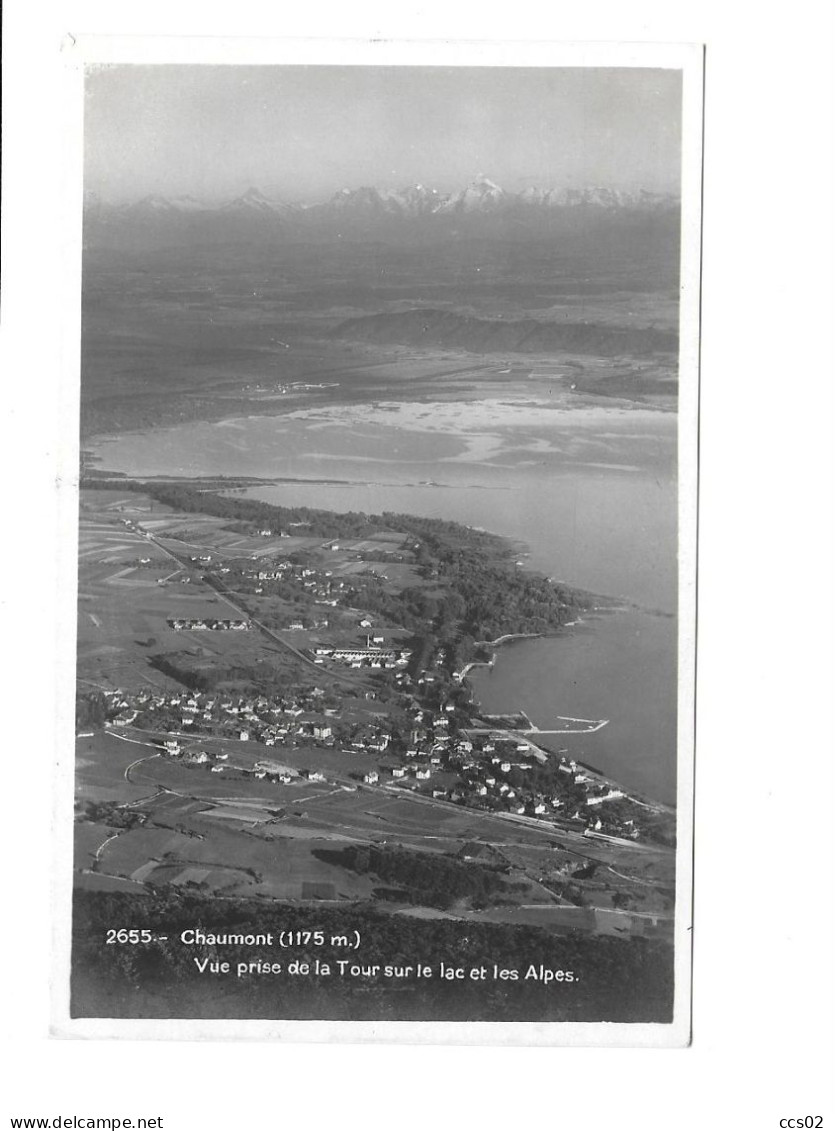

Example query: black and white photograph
[2,0,834,1123]
[61,43,702,1040]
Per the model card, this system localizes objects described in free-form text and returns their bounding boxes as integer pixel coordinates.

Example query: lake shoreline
[460,613,675,814]
[82,403,678,808]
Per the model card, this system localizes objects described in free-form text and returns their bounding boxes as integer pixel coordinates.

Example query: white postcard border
[49,35,704,1047]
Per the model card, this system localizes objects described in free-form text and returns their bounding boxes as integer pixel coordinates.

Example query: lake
[89,398,678,802]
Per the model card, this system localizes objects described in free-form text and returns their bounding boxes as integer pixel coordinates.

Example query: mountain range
[89,175,676,217]
[84,175,679,250]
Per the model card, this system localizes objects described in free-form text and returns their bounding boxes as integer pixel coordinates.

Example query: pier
[527,716,609,735]
[468,711,609,737]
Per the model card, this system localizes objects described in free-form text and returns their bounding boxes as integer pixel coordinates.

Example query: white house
[585,789,625,807]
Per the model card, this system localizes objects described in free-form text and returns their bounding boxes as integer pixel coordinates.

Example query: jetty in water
[465,711,609,764]
[528,715,609,735]
[471,710,609,736]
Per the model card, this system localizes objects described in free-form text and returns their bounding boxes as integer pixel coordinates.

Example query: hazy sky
[85,65,682,203]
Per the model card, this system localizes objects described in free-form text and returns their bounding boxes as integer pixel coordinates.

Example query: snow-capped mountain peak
[328,185,389,212]
[434,174,509,214]
[223,186,283,212]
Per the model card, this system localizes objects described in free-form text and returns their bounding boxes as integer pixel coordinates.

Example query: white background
[1,0,832,1127]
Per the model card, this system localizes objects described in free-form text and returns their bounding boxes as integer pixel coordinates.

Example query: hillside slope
[333,308,678,358]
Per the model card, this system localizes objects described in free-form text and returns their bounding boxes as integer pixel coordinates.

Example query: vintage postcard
[53,37,703,1044]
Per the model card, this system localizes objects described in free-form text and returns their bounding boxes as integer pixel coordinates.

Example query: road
[93,831,122,863]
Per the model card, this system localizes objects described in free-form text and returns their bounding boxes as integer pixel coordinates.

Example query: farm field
[76,489,328,692]
[75,733,166,804]
[75,724,672,926]
[74,821,114,872]
[77,487,422,693]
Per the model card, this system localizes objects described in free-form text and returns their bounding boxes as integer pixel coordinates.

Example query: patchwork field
[75,719,672,931]
[77,490,322,692]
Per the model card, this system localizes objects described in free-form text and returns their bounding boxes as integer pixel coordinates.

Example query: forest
[310,845,518,910]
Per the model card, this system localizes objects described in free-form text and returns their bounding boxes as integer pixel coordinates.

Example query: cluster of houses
[100,676,648,840]
[204,551,414,633]
[447,746,627,822]
[101,687,342,743]
[313,641,412,669]
[201,556,402,636]
[222,559,348,605]
[286,617,330,632]
[154,725,629,835]
[167,618,250,632]
[377,703,642,835]
[156,740,327,786]
[161,742,228,772]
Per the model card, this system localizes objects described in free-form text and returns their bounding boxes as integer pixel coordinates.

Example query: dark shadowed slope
[333,308,678,358]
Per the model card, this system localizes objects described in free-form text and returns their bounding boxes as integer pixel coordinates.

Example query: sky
[85,65,682,203]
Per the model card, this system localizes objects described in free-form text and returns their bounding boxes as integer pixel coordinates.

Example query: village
[76,482,675,848]
[75,478,677,951]
[95,669,664,843]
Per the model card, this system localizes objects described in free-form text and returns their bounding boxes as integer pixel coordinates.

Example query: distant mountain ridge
[84,175,680,251]
[89,174,678,218]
